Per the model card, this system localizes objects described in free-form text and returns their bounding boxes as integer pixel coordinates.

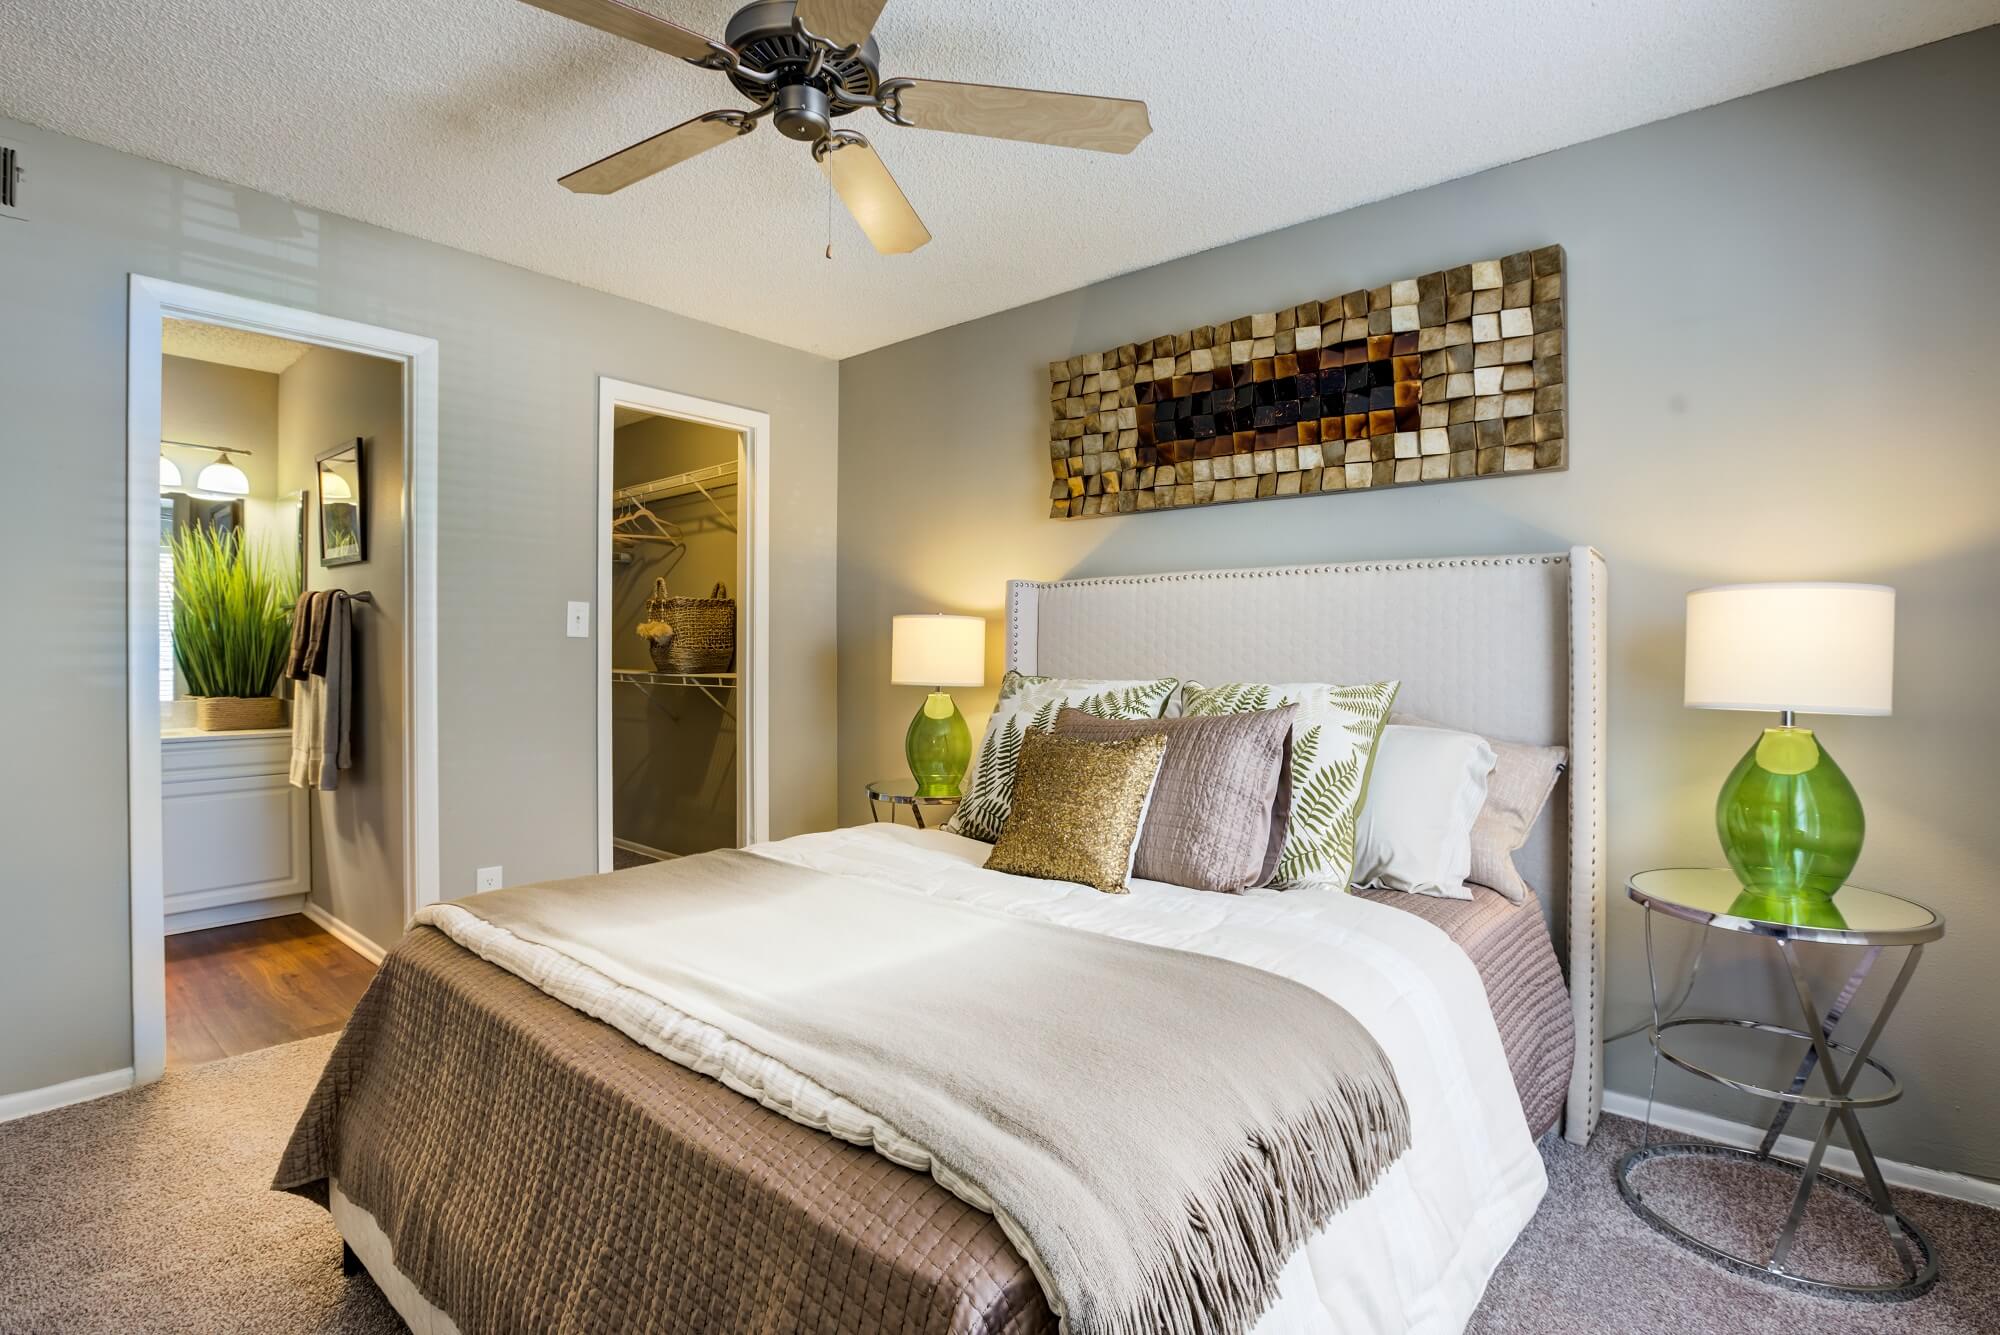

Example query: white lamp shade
[890,614,985,688]
[1685,583,1895,716]
[159,454,183,489]
[195,457,250,497]
[319,470,353,501]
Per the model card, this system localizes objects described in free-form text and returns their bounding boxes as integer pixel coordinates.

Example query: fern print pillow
[945,671,1178,842]
[1182,679,1399,889]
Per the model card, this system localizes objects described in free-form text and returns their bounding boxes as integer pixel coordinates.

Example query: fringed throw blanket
[414,850,1410,1335]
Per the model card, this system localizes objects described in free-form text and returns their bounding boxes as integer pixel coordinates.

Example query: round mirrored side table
[865,779,960,830]
[1620,867,1944,1300]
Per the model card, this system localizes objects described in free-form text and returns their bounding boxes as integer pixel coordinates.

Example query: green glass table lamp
[1684,582,1895,901]
[890,613,985,798]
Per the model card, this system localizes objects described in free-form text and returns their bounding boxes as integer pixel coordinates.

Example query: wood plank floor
[165,914,377,1069]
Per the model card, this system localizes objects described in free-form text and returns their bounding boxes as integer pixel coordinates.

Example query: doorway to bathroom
[127,278,440,1083]
[595,379,770,870]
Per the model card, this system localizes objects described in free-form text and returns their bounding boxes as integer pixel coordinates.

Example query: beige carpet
[3,1036,1997,1333]
[0,1036,399,1334]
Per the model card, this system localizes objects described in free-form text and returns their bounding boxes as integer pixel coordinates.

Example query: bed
[278,547,1607,1335]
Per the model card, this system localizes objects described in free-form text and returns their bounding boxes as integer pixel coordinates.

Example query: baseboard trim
[1601,1090,2000,1210]
[613,837,681,862]
[301,902,387,965]
[165,894,307,936]
[0,1067,136,1124]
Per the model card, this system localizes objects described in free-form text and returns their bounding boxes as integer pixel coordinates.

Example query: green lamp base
[905,690,971,798]
[1716,724,1864,901]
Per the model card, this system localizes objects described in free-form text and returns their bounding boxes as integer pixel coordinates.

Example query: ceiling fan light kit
[521,0,1151,254]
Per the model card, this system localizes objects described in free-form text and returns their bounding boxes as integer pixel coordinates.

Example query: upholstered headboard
[1006,548,1607,1145]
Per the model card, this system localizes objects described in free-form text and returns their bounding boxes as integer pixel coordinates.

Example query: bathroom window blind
[159,498,175,703]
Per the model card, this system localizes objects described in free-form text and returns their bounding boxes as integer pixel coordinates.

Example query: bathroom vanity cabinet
[162,728,310,934]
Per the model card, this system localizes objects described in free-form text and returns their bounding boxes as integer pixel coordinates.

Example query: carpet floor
[2,1036,1995,1333]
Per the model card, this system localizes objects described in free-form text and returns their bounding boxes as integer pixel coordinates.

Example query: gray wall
[278,346,408,953]
[0,117,837,1099]
[611,415,740,857]
[838,29,2000,1176]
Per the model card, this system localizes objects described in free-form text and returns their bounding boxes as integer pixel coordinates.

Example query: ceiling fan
[520,0,1152,254]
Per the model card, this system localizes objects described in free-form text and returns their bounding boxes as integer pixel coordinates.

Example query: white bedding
[420,823,1546,1335]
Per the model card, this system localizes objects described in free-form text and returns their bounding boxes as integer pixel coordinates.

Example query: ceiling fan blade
[517,0,714,62]
[820,139,930,255]
[794,0,891,47]
[561,115,745,194]
[891,79,1151,154]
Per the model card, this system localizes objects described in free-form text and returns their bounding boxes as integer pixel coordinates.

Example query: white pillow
[1350,723,1496,899]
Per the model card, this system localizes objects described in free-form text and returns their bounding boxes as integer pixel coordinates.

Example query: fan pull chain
[825,164,834,260]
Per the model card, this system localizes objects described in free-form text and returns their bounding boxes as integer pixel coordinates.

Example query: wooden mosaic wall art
[1047,246,1566,517]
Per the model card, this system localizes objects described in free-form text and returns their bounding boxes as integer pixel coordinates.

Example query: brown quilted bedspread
[1352,883,1574,1139]
[274,926,1055,1335]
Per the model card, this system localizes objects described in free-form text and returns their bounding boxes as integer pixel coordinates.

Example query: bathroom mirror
[316,438,366,567]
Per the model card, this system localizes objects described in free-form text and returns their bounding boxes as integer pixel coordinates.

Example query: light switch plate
[475,865,503,892]
[566,601,590,638]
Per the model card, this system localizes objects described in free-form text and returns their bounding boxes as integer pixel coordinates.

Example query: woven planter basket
[194,695,285,731]
[646,578,736,674]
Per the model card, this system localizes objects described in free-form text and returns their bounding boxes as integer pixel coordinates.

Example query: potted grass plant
[171,524,299,731]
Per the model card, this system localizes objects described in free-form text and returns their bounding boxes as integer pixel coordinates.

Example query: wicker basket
[649,578,735,673]
[194,695,285,731]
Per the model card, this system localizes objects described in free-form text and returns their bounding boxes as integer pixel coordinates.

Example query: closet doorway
[595,380,769,869]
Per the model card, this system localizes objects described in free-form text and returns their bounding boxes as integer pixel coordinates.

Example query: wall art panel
[1047,245,1566,517]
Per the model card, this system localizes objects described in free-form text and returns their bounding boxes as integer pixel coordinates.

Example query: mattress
[286,824,1548,1335]
[1351,884,1574,1140]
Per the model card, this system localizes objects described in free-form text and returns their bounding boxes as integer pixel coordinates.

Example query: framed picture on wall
[316,438,366,567]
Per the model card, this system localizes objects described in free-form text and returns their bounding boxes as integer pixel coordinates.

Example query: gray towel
[284,590,323,681]
[289,592,351,790]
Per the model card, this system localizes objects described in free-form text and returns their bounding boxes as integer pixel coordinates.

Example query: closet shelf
[613,460,738,508]
[612,668,738,688]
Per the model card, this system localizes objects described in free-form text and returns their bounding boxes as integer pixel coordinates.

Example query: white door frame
[596,378,770,865]
[126,276,441,1086]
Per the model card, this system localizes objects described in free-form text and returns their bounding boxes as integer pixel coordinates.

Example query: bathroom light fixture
[159,453,183,490]
[176,443,253,498]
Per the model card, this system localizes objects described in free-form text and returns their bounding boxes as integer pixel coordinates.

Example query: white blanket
[425,823,1546,1335]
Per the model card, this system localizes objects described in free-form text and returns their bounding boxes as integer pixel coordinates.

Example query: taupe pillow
[985,731,1169,894]
[1391,712,1566,905]
[1054,705,1297,894]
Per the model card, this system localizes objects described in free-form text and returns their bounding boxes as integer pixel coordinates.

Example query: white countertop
[161,726,292,742]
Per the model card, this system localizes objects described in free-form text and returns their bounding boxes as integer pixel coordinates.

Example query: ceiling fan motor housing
[723,1,881,141]
[773,83,833,141]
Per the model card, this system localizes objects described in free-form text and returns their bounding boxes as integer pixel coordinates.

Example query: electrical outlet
[475,865,503,892]
[566,601,590,638]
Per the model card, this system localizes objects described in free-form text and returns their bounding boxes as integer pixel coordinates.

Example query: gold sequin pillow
[984,730,1169,894]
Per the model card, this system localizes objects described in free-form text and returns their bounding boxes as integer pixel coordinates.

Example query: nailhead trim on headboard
[1008,554,1568,669]
[1014,552,1564,591]
[1566,547,1608,1142]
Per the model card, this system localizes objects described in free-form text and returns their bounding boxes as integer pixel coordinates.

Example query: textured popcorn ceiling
[5,0,1994,358]
[162,318,312,374]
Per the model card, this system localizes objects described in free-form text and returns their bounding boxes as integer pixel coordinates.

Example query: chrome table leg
[1771,941,1926,1281]
[1757,945,1880,1158]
